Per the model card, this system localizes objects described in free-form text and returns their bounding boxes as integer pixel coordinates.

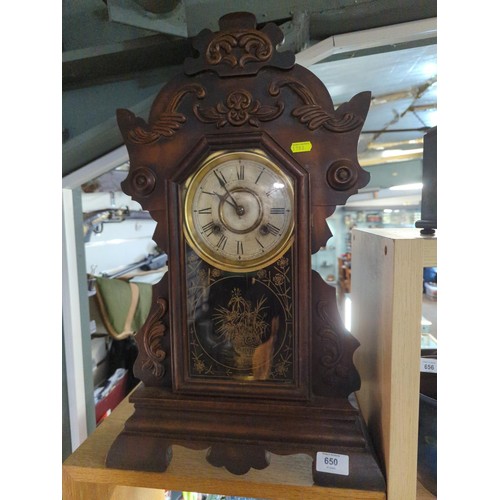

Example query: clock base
[106,385,385,491]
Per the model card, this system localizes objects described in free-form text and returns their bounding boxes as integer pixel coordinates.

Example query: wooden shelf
[351,227,437,500]
[63,392,385,499]
[63,226,436,500]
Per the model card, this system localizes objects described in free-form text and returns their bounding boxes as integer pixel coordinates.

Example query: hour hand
[212,191,238,210]
[214,172,242,212]
[212,191,245,216]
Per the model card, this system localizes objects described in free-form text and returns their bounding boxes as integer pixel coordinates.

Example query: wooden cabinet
[351,227,437,500]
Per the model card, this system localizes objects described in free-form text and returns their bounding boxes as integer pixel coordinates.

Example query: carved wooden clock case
[106,12,385,491]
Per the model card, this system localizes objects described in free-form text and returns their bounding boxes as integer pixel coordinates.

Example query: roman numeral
[216,234,228,250]
[236,240,244,255]
[267,223,281,236]
[202,221,215,236]
[270,207,285,214]
[237,163,245,180]
[255,238,264,249]
[197,207,212,214]
[254,168,264,184]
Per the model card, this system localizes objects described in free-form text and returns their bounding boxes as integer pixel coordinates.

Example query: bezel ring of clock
[183,150,295,273]
[130,166,156,196]
[326,160,358,191]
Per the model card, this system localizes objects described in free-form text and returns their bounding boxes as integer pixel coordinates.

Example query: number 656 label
[316,452,349,475]
[420,358,437,373]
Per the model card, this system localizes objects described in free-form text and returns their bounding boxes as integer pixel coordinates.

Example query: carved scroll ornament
[206,31,272,69]
[128,84,206,144]
[269,79,365,133]
[315,300,346,383]
[141,297,168,378]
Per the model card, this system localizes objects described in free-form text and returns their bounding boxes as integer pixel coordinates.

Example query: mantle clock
[106,12,385,491]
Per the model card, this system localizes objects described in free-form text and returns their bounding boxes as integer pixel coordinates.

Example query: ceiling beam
[62,94,156,177]
[63,34,191,90]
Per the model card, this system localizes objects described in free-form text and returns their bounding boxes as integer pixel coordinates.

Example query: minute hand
[211,191,238,210]
[213,171,243,215]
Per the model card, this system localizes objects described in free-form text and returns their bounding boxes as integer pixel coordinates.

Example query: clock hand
[213,172,244,215]
[211,191,239,210]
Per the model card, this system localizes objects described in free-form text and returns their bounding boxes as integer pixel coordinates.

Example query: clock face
[184,151,294,272]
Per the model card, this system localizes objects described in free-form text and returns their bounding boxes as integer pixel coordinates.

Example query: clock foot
[106,433,172,472]
[207,443,270,474]
[312,447,385,490]
[310,412,385,490]
[106,386,385,491]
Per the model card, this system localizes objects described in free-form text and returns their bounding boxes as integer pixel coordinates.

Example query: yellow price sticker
[291,141,312,153]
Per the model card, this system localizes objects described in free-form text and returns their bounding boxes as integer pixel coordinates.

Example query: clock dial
[184,151,294,272]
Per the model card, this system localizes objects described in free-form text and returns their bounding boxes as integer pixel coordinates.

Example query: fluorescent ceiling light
[389,183,423,191]
[368,138,423,151]
[422,61,437,78]
[381,148,423,158]
[296,18,437,67]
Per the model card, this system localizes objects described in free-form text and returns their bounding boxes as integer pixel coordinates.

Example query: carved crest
[206,31,272,68]
[194,89,284,127]
[184,12,294,77]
